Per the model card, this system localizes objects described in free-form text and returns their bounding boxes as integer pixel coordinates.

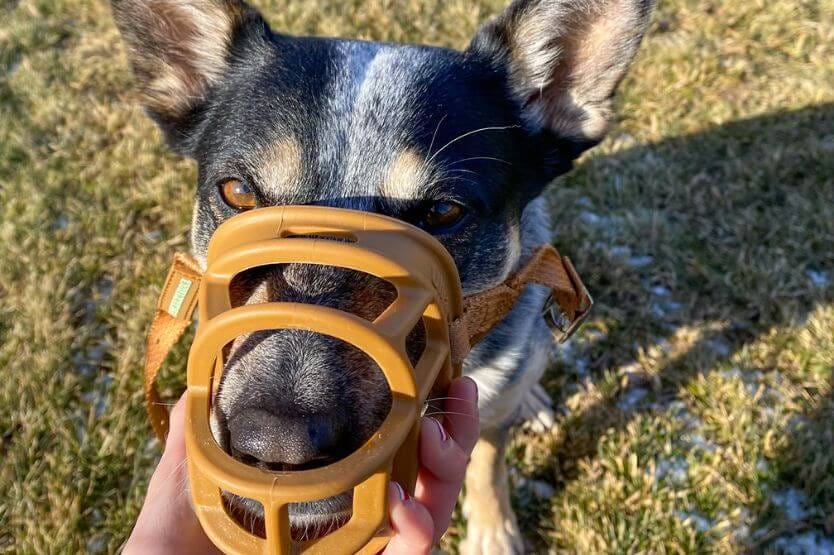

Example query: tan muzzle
[143,205,593,555]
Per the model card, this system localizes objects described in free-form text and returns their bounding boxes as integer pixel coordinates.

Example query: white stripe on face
[313,42,438,204]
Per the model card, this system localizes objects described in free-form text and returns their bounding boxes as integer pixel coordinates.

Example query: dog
[112,0,652,551]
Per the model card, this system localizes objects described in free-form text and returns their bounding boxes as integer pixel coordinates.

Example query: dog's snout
[228,408,343,469]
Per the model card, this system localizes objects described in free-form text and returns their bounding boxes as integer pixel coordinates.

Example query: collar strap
[144,253,203,441]
[142,245,591,441]
[448,244,592,365]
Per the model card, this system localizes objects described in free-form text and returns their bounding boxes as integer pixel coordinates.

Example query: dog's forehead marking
[382,148,432,199]
[252,135,303,200]
[312,42,437,205]
[240,42,450,206]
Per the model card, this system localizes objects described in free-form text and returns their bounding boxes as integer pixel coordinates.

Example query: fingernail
[431,417,449,443]
[393,482,407,501]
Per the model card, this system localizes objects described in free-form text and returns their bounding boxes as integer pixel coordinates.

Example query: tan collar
[448,244,592,364]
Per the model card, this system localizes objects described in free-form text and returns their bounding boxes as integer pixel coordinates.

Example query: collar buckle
[542,257,593,343]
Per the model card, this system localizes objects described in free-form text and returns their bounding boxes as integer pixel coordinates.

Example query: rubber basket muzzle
[185,206,463,555]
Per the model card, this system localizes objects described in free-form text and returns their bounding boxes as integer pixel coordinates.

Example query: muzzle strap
[448,244,592,364]
[144,253,202,441]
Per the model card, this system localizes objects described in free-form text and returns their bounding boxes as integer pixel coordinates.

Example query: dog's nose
[227,408,342,469]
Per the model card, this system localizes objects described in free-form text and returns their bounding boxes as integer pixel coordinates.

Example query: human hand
[124,377,479,554]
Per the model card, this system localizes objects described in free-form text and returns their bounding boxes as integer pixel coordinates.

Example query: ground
[1,0,832,552]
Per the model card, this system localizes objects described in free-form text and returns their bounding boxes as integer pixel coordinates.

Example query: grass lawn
[1,0,832,552]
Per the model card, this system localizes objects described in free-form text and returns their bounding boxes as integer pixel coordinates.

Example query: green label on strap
[167,278,192,317]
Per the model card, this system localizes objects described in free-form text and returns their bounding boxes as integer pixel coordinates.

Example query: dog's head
[114,0,651,535]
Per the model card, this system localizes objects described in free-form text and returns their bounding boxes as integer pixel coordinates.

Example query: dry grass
[1,0,832,552]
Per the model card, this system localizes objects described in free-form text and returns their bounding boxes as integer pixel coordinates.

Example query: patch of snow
[773,531,834,555]
[144,437,160,453]
[771,488,810,521]
[86,535,109,554]
[619,361,643,376]
[677,509,713,532]
[651,300,683,318]
[734,524,751,542]
[572,357,589,378]
[654,456,689,484]
[82,390,108,418]
[530,480,556,499]
[667,400,687,413]
[7,56,21,76]
[82,374,113,418]
[654,338,672,355]
[144,230,162,241]
[807,269,830,288]
[665,300,683,311]
[706,338,732,357]
[579,211,602,225]
[515,475,557,500]
[786,414,809,432]
[617,387,649,411]
[609,245,631,258]
[95,279,114,301]
[582,328,608,344]
[73,339,110,377]
[732,507,752,542]
[649,285,671,297]
[628,255,654,268]
[664,400,705,432]
[759,407,779,422]
[684,432,718,453]
[552,342,590,377]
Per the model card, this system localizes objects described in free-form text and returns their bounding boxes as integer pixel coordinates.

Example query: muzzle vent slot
[222,489,354,542]
[227,265,397,322]
[280,231,358,243]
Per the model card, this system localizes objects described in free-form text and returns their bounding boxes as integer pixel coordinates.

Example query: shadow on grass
[523,103,834,548]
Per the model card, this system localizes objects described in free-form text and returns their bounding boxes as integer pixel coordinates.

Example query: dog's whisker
[449,155,512,166]
[427,125,519,165]
[427,114,448,160]
[443,167,479,176]
[423,410,479,420]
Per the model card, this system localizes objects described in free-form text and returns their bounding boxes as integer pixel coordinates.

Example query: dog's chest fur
[466,195,553,429]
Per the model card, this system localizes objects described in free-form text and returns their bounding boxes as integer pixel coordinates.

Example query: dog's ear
[111,0,268,153]
[470,0,653,154]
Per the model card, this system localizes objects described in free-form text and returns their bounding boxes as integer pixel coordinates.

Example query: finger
[413,417,468,543]
[439,377,479,453]
[139,393,192,520]
[383,483,434,555]
[163,392,188,460]
[126,391,220,553]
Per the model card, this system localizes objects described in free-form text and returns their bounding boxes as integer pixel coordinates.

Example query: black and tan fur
[112,0,652,550]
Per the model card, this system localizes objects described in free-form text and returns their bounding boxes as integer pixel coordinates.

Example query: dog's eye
[219,179,257,211]
[422,201,465,231]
